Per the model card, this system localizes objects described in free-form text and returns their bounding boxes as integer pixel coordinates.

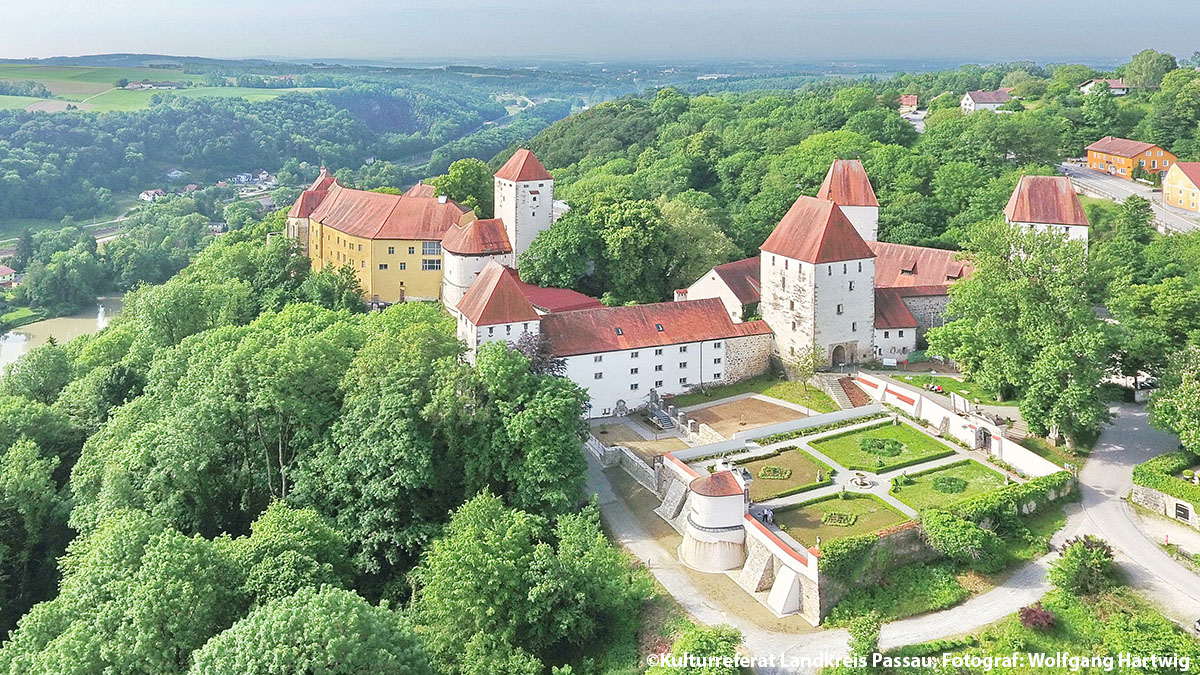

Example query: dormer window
[615,327,623,335]
[655,323,664,332]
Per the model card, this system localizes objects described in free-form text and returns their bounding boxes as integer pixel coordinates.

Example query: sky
[3,0,1198,65]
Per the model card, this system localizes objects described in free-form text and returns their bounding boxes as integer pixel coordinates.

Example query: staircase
[838,377,873,408]
[817,373,854,410]
[651,409,676,429]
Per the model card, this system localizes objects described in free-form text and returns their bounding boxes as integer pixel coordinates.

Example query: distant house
[0,265,16,286]
[1164,163,1200,213]
[138,188,166,202]
[960,89,1012,113]
[1085,136,1177,179]
[1079,78,1130,96]
[898,94,919,113]
[183,184,200,193]
[166,169,185,181]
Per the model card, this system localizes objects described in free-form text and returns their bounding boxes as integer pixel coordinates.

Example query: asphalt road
[1058,163,1199,234]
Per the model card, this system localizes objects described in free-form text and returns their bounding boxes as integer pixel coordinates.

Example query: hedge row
[731,446,837,501]
[1132,450,1200,507]
[843,448,958,474]
[950,471,1074,532]
[754,412,887,446]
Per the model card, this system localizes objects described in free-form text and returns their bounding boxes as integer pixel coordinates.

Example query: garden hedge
[731,446,836,500]
[950,471,1074,533]
[1131,450,1200,507]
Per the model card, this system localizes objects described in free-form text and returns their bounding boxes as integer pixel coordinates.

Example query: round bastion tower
[680,470,748,572]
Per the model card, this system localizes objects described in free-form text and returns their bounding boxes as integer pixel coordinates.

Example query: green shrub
[932,475,968,494]
[818,534,877,584]
[951,471,1073,533]
[847,611,881,658]
[755,413,887,445]
[1132,450,1200,507]
[1049,535,1114,594]
[822,511,857,527]
[859,436,904,457]
[825,563,969,626]
[758,465,792,480]
[921,509,1005,573]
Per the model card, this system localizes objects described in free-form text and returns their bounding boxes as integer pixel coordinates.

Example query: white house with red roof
[1004,175,1091,247]
[682,257,761,323]
[960,89,1012,113]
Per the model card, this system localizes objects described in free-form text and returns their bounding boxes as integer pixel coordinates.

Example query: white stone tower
[817,159,879,242]
[680,470,748,573]
[493,149,554,268]
[440,215,515,309]
[760,196,876,367]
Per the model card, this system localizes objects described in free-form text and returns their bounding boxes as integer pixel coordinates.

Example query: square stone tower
[494,149,554,268]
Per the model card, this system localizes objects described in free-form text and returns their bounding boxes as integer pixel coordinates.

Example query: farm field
[809,422,956,472]
[891,460,1007,512]
[736,447,831,502]
[774,493,909,547]
[0,64,206,98]
[80,86,327,112]
[0,94,45,110]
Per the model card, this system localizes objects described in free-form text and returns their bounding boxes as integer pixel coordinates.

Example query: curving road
[588,403,1200,673]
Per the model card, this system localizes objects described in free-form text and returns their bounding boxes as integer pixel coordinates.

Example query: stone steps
[817,373,855,410]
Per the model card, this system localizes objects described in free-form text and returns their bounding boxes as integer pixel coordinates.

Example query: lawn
[809,422,956,473]
[0,94,46,110]
[892,460,1008,512]
[665,374,838,413]
[1019,436,1085,469]
[896,373,1004,404]
[735,447,833,502]
[0,307,44,329]
[773,493,909,547]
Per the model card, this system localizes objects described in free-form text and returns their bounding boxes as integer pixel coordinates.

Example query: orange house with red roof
[1086,136,1176,180]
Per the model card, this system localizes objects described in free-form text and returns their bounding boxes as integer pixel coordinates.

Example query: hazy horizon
[4,0,1198,64]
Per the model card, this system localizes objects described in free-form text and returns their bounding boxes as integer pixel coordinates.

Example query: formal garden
[773,493,909,547]
[733,447,834,502]
[890,459,1009,512]
[809,421,956,472]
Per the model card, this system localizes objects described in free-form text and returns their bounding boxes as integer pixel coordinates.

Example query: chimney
[674,289,688,302]
[438,194,448,204]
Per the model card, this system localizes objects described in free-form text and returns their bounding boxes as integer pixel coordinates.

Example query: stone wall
[1131,484,1200,530]
[817,521,939,616]
[724,333,773,383]
[901,294,949,342]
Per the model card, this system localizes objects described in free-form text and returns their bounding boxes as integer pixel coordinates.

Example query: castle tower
[817,159,879,242]
[760,196,876,367]
[493,149,554,268]
[680,470,747,573]
[285,167,336,256]
[440,214,515,308]
[1003,175,1091,249]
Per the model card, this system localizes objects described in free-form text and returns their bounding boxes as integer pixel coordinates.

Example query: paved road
[1058,163,1199,234]
[1077,402,1200,622]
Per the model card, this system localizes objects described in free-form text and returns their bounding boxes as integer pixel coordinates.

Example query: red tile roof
[441,217,512,256]
[690,471,744,497]
[541,298,772,358]
[1171,162,1200,188]
[1085,136,1161,158]
[456,261,540,326]
[308,182,469,241]
[495,149,553,182]
[403,183,438,198]
[900,94,918,106]
[761,197,875,264]
[711,257,762,305]
[0,265,15,276]
[817,159,879,207]
[966,89,1012,104]
[1004,175,1090,227]
[869,241,971,292]
[511,276,602,313]
[874,288,919,329]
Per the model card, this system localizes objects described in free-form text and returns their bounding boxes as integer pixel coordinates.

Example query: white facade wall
[563,339,732,418]
[495,176,554,266]
[441,251,515,309]
[685,272,747,323]
[812,258,876,365]
[760,253,816,361]
[960,95,1003,114]
[285,216,310,254]
[690,492,747,530]
[456,314,540,358]
[838,205,879,242]
[1010,220,1089,247]
[873,327,917,359]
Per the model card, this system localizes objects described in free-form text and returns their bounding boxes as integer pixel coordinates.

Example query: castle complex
[287,151,1090,418]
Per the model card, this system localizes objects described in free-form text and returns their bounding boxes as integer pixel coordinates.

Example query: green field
[665,374,838,413]
[0,64,206,99]
[810,422,956,472]
[892,460,1008,512]
[895,374,1004,404]
[775,493,909,547]
[0,94,46,110]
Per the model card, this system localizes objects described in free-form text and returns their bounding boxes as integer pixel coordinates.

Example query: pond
[0,295,124,371]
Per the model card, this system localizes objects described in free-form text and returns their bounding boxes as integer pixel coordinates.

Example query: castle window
[408,247,415,254]
[654,348,663,355]
[423,242,441,256]
[422,259,441,271]
[631,368,639,375]
[506,325,512,335]
[655,364,663,371]
[679,377,688,384]
[594,355,603,362]
[849,280,855,291]
[858,262,863,273]
[679,346,688,353]
[358,244,362,252]
[828,266,832,275]
[655,380,663,387]
[713,342,721,348]
[884,331,890,338]
[399,263,407,270]
[679,362,688,369]
[630,383,639,391]
[594,372,603,380]
[837,304,844,315]
[630,351,639,358]
[538,183,545,187]
[852,322,857,332]
[379,264,388,270]
[615,327,623,335]
[488,327,494,336]
[713,358,722,364]
[771,256,775,267]
[523,323,529,331]
[361,261,365,269]
[843,264,847,274]
[388,246,395,254]
[899,330,905,337]
[784,259,788,270]
[713,372,722,379]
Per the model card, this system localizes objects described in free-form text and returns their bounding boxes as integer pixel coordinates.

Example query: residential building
[138,188,165,202]
[1085,136,1176,179]
[0,265,16,286]
[683,257,761,323]
[1163,163,1200,213]
[898,94,919,113]
[960,89,1011,113]
[873,288,918,359]
[1004,175,1091,246]
[1079,78,1130,95]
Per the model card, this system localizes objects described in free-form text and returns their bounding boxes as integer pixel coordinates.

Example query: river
[0,295,125,371]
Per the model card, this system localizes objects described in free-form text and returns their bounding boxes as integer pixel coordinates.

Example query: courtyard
[809,421,956,472]
[734,447,833,502]
[664,374,838,413]
[891,459,1008,512]
[774,493,909,548]
[592,422,687,464]
[687,396,806,438]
